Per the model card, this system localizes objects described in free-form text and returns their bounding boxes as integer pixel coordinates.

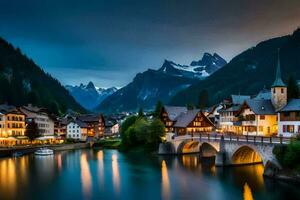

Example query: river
[0,149,299,200]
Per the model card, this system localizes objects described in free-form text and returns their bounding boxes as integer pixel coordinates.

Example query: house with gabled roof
[173,109,215,136]
[160,106,187,132]
[236,99,277,136]
[77,114,105,138]
[160,106,215,135]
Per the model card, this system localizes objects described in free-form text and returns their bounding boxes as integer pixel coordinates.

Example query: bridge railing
[178,132,293,145]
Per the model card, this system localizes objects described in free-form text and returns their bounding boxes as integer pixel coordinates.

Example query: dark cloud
[0,0,299,87]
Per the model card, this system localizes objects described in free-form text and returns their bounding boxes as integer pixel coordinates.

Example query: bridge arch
[177,140,201,154]
[231,145,263,165]
[200,142,218,157]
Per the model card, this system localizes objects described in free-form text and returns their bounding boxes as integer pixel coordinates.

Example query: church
[237,50,300,137]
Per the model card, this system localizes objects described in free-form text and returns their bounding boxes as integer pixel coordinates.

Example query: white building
[66,120,89,141]
[20,105,54,136]
[278,99,300,137]
[219,105,242,134]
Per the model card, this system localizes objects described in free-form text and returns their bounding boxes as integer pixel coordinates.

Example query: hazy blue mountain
[96,53,226,113]
[66,82,117,111]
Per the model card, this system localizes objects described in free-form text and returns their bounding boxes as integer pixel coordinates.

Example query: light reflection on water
[80,153,92,199]
[161,160,170,200]
[0,149,299,200]
[97,150,104,188]
[112,153,120,195]
[243,183,254,200]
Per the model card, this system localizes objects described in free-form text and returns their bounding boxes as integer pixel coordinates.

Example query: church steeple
[271,48,287,111]
[272,49,286,88]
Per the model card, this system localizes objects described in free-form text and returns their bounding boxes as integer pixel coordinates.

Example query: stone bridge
[159,133,291,168]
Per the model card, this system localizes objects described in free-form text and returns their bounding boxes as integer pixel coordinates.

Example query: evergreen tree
[25,120,39,141]
[154,100,163,118]
[287,76,300,99]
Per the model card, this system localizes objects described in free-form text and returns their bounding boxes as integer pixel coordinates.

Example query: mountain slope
[96,69,197,113]
[96,52,226,113]
[65,82,117,110]
[0,37,85,114]
[169,28,300,107]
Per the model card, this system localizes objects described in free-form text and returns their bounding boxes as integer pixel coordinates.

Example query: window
[260,115,265,120]
[259,126,263,132]
[273,88,275,94]
[283,125,294,133]
[284,112,290,117]
[296,112,300,117]
[281,88,284,93]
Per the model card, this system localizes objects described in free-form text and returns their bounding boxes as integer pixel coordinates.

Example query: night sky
[0,0,299,88]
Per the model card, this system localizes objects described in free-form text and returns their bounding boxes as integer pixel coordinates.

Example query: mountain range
[96,53,227,113]
[65,82,117,111]
[0,37,85,114]
[170,28,300,107]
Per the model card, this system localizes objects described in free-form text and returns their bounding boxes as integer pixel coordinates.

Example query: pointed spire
[272,48,286,87]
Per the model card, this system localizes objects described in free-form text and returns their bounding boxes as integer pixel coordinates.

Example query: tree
[147,119,165,148]
[138,107,144,118]
[25,120,40,141]
[134,118,149,143]
[287,76,300,99]
[198,89,209,109]
[121,115,137,135]
[154,100,163,118]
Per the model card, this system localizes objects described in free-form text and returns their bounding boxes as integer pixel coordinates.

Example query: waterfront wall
[0,143,91,157]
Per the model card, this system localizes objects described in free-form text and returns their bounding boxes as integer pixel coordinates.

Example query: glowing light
[0,158,17,199]
[112,154,120,194]
[232,146,262,165]
[80,153,92,198]
[97,150,104,188]
[181,155,199,169]
[243,182,254,200]
[57,154,62,171]
[161,160,170,200]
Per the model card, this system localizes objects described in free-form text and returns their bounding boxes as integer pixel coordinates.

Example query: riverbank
[264,164,300,184]
[0,143,90,157]
[93,139,121,149]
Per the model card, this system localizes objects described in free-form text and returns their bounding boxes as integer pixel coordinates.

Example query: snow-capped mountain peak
[159,52,227,79]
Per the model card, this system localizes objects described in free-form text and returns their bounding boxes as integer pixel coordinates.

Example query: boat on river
[34,148,54,156]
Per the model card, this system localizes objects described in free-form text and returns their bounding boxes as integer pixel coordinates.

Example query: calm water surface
[0,149,299,200]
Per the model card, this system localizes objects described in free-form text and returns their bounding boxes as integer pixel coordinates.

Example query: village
[160,54,300,140]
[0,103,124,147]
[0,53,299,149]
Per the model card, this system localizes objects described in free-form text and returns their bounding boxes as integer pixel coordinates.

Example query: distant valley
[66,82,117,111]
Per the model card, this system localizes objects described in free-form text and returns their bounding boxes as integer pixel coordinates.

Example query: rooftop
[174,109,200,127]
[244,99,276,115]
[164,106,187,121]
[272,49,286,88]
[280,99,300,112]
